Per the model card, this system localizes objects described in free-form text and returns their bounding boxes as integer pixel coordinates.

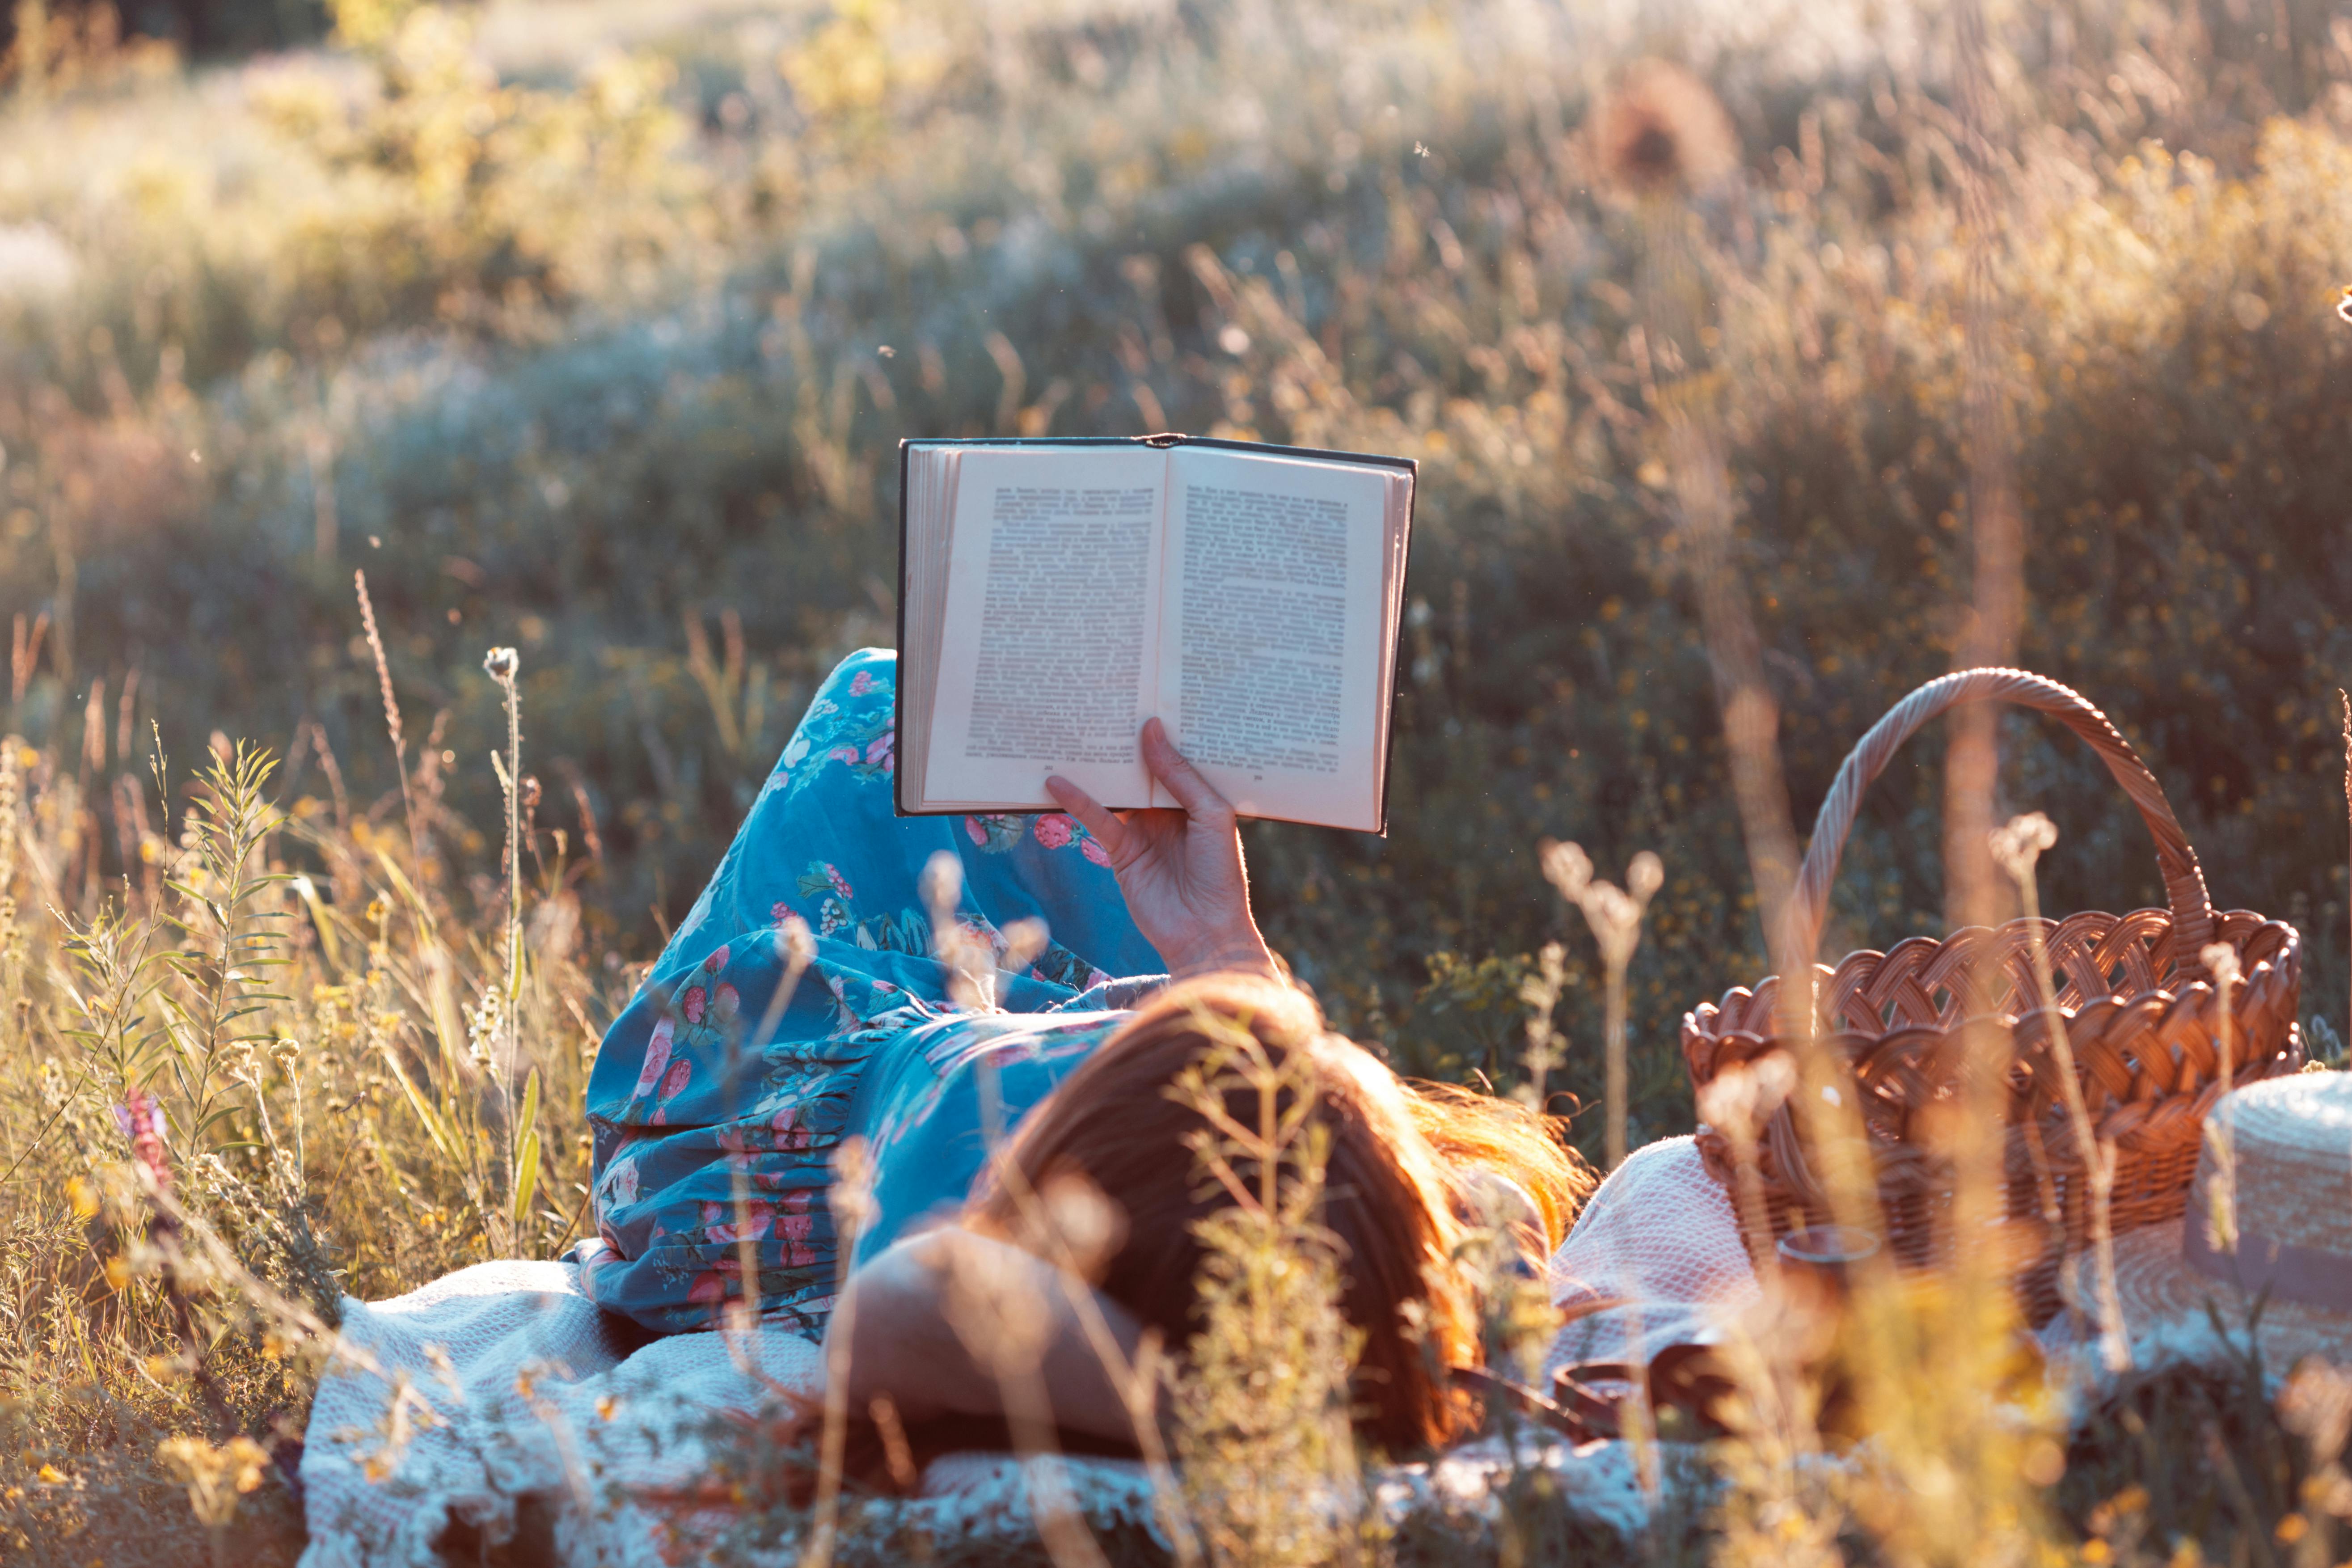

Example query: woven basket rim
[1685,904,2300,1052]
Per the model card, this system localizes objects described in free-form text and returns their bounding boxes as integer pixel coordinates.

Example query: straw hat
[2079,1070,2352,1377]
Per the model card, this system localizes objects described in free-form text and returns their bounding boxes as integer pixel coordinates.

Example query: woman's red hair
[967,973,1588,1453]
[781,975,1593,1496]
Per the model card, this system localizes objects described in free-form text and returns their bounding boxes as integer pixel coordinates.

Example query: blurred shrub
[248,2,698,334]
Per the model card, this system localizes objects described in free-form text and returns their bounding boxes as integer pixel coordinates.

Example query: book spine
[893,438,912,818]
[1378,471,1415,838]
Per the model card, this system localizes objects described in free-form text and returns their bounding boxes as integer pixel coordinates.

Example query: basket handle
[1786,668,2216,972]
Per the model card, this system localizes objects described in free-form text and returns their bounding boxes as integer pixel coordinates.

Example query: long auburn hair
[1402,1076,1596,1253]
[965,973,1592,1454]
[968,975,1460,1451]
[786,975,1592,1495]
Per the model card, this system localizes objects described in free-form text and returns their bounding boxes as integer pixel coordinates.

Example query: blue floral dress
[573,649,1166,1334]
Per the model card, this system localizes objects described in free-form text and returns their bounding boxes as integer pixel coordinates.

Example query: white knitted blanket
[299,1138,1753,1564]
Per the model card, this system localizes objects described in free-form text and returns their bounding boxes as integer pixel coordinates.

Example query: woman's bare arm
[831,1227,1152,1445]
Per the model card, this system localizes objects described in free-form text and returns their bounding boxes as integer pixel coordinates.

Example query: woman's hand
[1045,719,1278,981]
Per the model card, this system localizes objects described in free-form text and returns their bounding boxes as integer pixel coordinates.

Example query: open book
[895,435,1414,833]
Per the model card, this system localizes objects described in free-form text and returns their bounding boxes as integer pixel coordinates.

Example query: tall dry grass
[0,0,2349,1562]
[0,624,617,1563]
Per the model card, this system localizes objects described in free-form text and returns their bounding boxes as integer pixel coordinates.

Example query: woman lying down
[572,648,1593,1474]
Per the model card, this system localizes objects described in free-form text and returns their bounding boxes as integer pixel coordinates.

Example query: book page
[925,448,1165,808]
[1153,447,1392,829]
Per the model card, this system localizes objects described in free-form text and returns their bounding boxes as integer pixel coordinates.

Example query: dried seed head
[998,916,1049,975]
[920,849,963,918]
[776,910,817,970]
[1539,839,1592,903]
[1989,811,2059,883]
[831,1135,877,1233]
[1696,1051,1796,1133]
[1592,59,1738,195]
[1028,1170,1125,1279]
[482,646,519,682]
[1587,883,1641,942]
[1627,850,1664,903]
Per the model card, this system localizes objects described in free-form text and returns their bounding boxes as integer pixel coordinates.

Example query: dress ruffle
[575,649,1164,1331]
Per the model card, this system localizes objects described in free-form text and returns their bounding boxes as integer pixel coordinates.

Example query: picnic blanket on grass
[295,1265,1668,1567]
[296,1258,1178,1568]
[299,1140,1765,1566]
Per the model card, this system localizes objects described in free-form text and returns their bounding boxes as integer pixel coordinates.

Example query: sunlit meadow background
[1,0,2350,1560]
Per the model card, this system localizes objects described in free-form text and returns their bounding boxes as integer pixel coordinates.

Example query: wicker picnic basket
[1682,668,2304,1322]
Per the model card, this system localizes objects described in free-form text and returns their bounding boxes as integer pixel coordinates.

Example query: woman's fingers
[1138,718,1232,823]
[1044,774,1130,863]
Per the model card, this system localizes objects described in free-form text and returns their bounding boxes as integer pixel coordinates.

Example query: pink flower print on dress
[965,816,986,845]
[658,1059,692,1101]
[773,1102,818,1151]
[823,864,854,900]
[602,1155,641,1209]
[777,1207,815,1243]
[632,1017,675,1099]
[681,986,707,1024]
[970,1039,1037,1074]
[866,730,894,773]
[1081,836,1111,867]
[1033,813,1075,850]
[704,944,731,974]
[770,901,793,926]
[828,745,861,765]
[714,984,740,1023]
[701,1199,774,1245]
[849,670,876,697]
[687,1257,743,1306]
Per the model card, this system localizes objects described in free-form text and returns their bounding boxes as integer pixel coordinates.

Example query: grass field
[1,0,2351,1561]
